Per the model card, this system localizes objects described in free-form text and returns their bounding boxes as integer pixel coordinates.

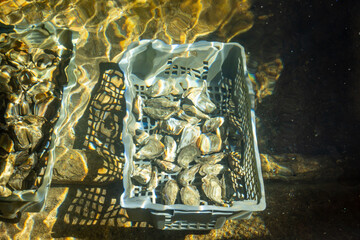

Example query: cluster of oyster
[130,78,238,206]
[0,33,61,197]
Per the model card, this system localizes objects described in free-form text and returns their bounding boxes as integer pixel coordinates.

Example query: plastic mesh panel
[130,57,256,205]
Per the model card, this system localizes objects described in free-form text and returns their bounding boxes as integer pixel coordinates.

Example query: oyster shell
[163,136,177,162]
[182,104,210,120]
[180,185,200,206]
[134,135,164,160]
[31,48,56,70]
[0,133,14,154]
[161,179,179,205]
[160,118,188,135]
[0,153,15,186]
[177,125,201,153]
[145,97,180,108]
[8,153,37,190]
[182,81,216,114]
[34,95,60,120]
[132,164,152,185]
[199,163,225,177]
[155,159,182,173]
[6,49,29,67]
[143,106,179,120]
[133,129,149,145]
[145,79,180,97]
[197,129,222,155]
[202,175,224,205]
[202,117,225,133]
[195,152,226,164]
[147,165,158,191]
[176,110,201,125]
[0,185,12,197]
[177,144,199,168]
[177,163,201,186]
[133,95,143,121]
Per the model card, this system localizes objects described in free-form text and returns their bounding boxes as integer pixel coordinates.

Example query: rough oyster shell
[176,110,201,125]
[145,79,181,97]
[202,117,225,133]
[147,165,158,191]
[143,106,179,120]
[199,163,225,176]
[177,144,199,169]
[134,129,149,145]
[132,164,152,185]
[182,81,216,114]
[145,97,180,108]
[177,125,201,153]
[202,175,224,205]
[161,179,179,205]
[160,118,188,135]
[134,135,164,160]
[180,185,200,206]
[133,95,144,121]
[155,159,182,173]
[163,135,177,162]
[182,104,210,120]
[8,153,37,190]
[177,163,201,187]
[195,152,227,164]
[197,129,222,155]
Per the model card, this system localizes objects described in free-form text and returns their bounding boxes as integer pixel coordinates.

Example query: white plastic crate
[119,40,265,230]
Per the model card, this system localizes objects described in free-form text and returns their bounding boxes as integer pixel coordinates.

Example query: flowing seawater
[1,0,359,239]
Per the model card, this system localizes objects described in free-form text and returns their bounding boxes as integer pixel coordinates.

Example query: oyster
[197,129,222,155]
[147,165,158,191]
[202,117,225,133]
[177,125,201,153]
[202,175,224,205]
[0,186,12,197]
[182,104,210,120]
[160,118,188,135]
[34,95,60,120]
[0,153,15,186]
[199,163,225,176]
[12,118,44,151]
[176,110,201,125]
[177,163,201,186]
[132,164,152,185]
[133,95,143,121]
[133,129,149,145]
[8,153,37,190]
[182,81,216,114]
[134,135,164,160]
[180,185,200,206]
[145,97,180,108]
[0,133,14,154]
[163,136,177,162]
[155,159,182,173]
[143,106,179,120]
[145,79,181,97]
[177,144,199,168]
[31,48,56,70]
[6,49,29,67]
[161,179,179,205]
[195,152,226,164]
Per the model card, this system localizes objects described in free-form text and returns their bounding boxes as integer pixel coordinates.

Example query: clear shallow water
[1,0,359,239]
